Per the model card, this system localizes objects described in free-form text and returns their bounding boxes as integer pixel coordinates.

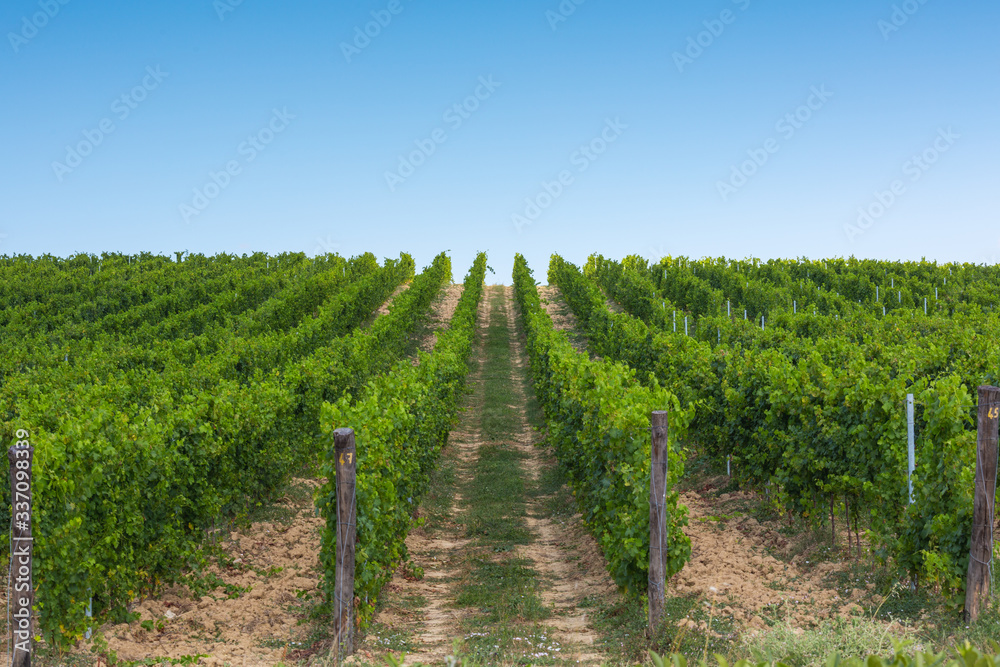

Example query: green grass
[460,623,572,666]
[462,443,533,547]
[422,434,460,532]
[30,649,97,667]
[461,288,534,550]
[588,593,737,665]
[739,616,900,666]
[456,556,548,624]
[480,289,521,440]
[119,657,210,666]
[535,460,576,523]
[451,287,564,665]
[357,621,418,654]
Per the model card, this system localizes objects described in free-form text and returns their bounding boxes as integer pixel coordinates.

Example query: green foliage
[648,641,1000,667]
[514,254,693,594]
[571,254,1000,601]
[315,253,488,628]
[0,251,433,647]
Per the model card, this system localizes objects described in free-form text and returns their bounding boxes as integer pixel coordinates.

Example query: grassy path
[354,286,613,667]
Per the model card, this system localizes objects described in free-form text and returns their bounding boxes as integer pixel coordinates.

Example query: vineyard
[1,251,999,667]
[561,253,1000,601]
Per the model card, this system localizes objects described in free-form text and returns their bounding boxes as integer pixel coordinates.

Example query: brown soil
[348,288,493,666]
[501,287,612,664]
[415,284,464,355]
[600,289,626,314]
[69,479,326,667]
[372,282,411,320]
[671,478,865,633]
[536,285,590,354]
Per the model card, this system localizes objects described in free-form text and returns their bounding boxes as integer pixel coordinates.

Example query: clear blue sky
[2,0,997,283]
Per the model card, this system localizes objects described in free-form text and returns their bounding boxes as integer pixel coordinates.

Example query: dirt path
[501,287,612,663]
[369,291,490,666]
[596,287,626,314]
[351,286,614,666]
[371,282,411,319]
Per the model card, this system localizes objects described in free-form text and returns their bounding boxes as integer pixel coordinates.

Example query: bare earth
[75,479,327,667]
[416,284,464,355]
[537,285,590,354]
[364,290,493,666]
[501,286,613,664]
[674,484,863,635]
[372,282,411,319]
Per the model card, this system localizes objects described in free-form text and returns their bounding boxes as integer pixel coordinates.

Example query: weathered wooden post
[965,386,1000,622]
[648,411,669,636]
[333,428,358,655]
[9,430,34,667]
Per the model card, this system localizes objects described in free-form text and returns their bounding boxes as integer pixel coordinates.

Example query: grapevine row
[514,254,692,594]
[316,253,488,626]
[555,254,1000,600]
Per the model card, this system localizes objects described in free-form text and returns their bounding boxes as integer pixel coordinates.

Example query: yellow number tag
[989,407,999,420]
[339,452,354,466]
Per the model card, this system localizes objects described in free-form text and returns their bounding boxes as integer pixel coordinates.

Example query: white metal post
[907,393,915,504]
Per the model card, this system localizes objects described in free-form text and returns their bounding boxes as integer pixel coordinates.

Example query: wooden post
[9,430,34,667]
[333,428,358,655]
[965,386,1000,622]
[648,411,669,635]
